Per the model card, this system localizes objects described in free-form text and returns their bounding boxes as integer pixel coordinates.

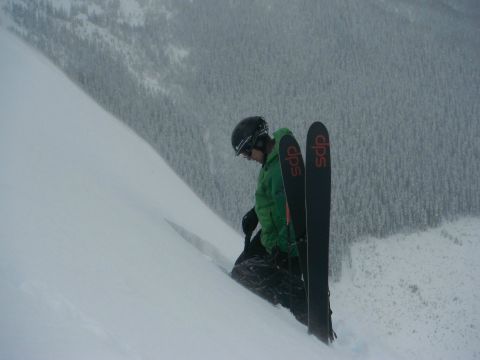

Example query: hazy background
[2,0,479,275]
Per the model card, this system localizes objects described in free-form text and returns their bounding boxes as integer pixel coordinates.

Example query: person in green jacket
[230,116,306,324]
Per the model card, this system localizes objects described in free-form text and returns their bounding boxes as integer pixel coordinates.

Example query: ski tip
[308,121,329,134]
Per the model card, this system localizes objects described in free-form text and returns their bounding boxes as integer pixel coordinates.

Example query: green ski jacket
[255,128,297,256]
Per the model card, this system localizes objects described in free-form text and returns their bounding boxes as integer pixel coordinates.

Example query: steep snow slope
[0,29,340,360]
[1,28,479,360]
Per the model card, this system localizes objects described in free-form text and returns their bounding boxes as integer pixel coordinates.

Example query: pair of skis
[279,122,333,344]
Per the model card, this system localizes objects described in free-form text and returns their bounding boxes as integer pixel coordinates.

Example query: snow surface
[333,219,480,359]
[0,28,479,359]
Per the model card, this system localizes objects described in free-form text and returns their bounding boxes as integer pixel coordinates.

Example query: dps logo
[312,135,329,168]
[285,146,302,176]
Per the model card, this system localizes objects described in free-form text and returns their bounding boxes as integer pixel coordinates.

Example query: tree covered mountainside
[3,0,480,274]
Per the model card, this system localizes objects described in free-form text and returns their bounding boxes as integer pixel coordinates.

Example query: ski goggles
[240,141,254,157]
[236,127,269,157]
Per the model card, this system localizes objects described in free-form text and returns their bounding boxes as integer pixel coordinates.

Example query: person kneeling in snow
[230,116,307,324]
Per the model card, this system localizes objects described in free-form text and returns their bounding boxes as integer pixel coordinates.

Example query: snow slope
[0,28,479,360]
[0,28,339,360]
[333,218,480,360]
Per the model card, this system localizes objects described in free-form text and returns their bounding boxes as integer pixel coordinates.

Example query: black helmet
[231,116,269,156]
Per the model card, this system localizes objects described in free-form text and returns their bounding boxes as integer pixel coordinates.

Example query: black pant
[231,253,307,325]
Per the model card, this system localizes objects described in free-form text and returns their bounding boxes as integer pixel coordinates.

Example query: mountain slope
[3,0,479,265]
[0,29,340,360]
[1,28,479,360]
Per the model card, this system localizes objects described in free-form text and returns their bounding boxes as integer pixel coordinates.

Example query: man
[230,116,307,324]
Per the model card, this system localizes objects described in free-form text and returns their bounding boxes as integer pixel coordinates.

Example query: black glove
[242,207,258,237]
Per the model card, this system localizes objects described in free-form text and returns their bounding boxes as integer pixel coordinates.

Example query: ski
[279,124,334,343]
[305,121,333,343]
[278,134,309,292]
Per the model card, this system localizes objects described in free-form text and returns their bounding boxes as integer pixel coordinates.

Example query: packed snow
[0,28,479,359]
